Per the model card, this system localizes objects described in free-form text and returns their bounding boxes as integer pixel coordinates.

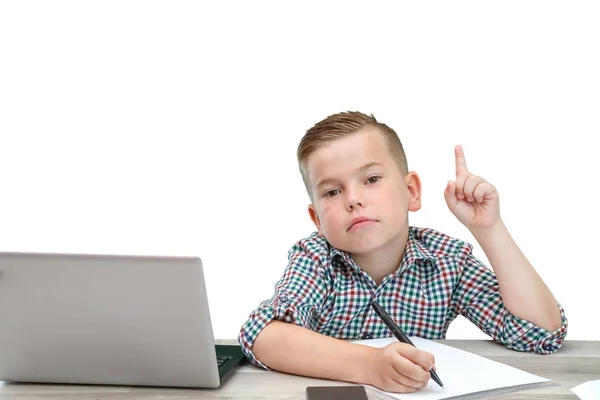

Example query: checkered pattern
[238,226,568,369]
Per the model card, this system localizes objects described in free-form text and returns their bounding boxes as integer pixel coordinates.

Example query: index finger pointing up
[455,145,468,176]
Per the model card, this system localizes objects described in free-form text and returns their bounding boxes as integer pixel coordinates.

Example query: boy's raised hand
[444,145,501,231]
[364,342,435,393]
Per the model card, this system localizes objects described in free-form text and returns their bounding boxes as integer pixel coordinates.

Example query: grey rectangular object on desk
[0,251,244,388]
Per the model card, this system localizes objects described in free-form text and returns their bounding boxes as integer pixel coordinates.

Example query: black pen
[370,300,444,388]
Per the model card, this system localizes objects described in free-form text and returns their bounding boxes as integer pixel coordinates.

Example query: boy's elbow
[252,320,287,367]
[547,320,563,333]
[541,303,564,332]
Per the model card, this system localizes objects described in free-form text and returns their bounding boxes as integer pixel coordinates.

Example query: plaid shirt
[238,226,568,369]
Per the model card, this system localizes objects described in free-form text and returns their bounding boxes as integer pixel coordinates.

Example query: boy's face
[306,127,421,255]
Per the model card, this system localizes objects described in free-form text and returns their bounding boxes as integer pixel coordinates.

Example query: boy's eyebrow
[314,161,384,190]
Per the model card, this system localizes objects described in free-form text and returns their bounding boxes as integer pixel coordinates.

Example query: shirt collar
[400,229,439,273]
[327,228,440,274]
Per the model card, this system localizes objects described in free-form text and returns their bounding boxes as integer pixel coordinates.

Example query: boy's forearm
[470,220,563,332]
[252,320,373,383]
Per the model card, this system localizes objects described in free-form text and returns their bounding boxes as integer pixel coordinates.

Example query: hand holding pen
[365,300,444,392]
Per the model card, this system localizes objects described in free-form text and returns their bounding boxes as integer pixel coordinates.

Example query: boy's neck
[350,229,409,286]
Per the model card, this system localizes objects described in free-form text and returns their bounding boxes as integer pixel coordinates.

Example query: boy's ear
[405,172,422,212]
[308,204,323,236]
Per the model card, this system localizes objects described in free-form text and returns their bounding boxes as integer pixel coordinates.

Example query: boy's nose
[345,191,364,211]
[346,199,363,211]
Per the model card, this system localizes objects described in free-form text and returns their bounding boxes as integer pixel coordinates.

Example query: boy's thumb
[444,180,457,209]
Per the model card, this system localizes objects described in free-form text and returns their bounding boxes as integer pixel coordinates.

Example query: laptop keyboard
[216,356,231,368]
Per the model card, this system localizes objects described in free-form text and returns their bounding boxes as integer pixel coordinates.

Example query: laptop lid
[0,251,226,388]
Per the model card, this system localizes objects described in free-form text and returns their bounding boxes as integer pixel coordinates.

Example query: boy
[238,111,567,393]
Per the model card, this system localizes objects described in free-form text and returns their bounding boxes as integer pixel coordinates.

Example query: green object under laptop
[0,251,245,388]
[216,344,246,381]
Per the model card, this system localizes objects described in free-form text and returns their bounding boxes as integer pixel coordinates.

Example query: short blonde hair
[297,111,408,200]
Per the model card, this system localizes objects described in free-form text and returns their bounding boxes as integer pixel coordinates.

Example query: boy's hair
[297,111,409,201]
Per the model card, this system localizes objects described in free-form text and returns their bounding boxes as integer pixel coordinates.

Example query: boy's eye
[366,176,381,184]
[324,189,341,198]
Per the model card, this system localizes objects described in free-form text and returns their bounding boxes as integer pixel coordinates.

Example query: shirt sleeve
[450,246,568,354]
[237,240,330,369]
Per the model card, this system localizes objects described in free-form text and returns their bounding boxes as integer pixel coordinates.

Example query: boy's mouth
[348,216,376,231]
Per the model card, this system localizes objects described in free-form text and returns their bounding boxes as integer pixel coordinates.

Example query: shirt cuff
[497,302,568,354]
[238,306,276,370]
[238,292,319,370]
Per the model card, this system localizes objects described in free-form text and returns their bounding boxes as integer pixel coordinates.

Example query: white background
[1,1,598,341]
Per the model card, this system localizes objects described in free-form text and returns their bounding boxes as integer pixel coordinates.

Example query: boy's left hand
[444,145,501,231]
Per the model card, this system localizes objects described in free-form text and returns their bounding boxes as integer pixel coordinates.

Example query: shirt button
[279,295,289,303]
[363,333,373,339]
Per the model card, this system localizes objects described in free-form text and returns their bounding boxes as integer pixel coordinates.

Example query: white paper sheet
[352,337,550,400]
[571,380,600,399]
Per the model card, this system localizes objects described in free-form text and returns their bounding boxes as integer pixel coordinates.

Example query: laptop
[0,251,245,388]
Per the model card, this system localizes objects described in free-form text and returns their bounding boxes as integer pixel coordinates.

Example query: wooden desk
[1,340,598,399]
